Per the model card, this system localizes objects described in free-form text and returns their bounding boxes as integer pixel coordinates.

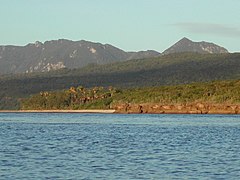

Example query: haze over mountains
[0,38,229,75]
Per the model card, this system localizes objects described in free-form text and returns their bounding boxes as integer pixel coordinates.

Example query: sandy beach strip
[0,110,116,114]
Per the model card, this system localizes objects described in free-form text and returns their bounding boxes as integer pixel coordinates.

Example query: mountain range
[0,38,229,74]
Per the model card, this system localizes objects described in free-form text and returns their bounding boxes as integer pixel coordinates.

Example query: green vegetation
[21,79,240,110]
[1,53,240,109]
[21,86,119,110]
[113,79,240,105]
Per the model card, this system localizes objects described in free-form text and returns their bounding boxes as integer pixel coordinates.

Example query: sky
[1,0,240,52]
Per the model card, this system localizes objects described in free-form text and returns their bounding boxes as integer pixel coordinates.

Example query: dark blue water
[0,113,240,179]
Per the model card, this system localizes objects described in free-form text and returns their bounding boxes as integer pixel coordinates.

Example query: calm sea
[0,113,240,179]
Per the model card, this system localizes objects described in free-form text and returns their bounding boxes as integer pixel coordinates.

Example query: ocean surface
[0,113,240,179]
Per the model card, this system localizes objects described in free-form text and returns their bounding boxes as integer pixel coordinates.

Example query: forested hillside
[1,53,240,109]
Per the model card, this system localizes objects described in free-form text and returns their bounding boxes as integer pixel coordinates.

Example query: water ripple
[0,113,240,179]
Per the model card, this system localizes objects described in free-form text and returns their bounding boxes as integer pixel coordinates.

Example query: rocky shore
[114,103,240,114]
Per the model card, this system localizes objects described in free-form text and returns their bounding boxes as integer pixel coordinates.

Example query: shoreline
[1,103,240,114]
[0,110,116,114]
[0,109,240,114]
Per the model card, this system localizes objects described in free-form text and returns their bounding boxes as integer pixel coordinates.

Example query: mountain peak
[163,38,228,54]
[179,37,192,43]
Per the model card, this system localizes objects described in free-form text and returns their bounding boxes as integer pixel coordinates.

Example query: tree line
[21,86,120,110]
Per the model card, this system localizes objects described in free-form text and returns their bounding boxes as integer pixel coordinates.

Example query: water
[0,113,240,179]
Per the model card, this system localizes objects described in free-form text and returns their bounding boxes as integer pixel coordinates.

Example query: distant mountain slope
[0,39,160,74]
[127,50,160,60]
[163,37,229,55]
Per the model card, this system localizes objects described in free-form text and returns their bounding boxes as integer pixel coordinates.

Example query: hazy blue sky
[1,0,240,52]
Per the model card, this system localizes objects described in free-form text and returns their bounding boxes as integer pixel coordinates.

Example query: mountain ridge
[0,39,160,74]
[0,37,229,75]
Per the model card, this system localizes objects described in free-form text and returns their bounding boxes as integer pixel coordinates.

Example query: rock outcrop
[113,103,240,114]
